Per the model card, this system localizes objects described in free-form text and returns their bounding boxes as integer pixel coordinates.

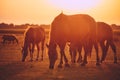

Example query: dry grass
[0,31,120,80]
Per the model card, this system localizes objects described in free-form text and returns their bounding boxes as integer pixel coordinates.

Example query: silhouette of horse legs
[102,40,117,63]
[69,44,77,63]
[58,43,70,68]
[81,44,89,66]
[100,41,106,63]
[29,44,35,62]
[81,40,100,66]
[36,44,40,61]
[108,41,117,63]
[94,43,100,65]
[77,45,82,63]
[41,40,45,61]
[70,44,82,63]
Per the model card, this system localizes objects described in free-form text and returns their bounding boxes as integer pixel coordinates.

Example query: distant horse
[22,27,45,62]
[2,35,18,44]
[47,13,99,69]
[69,22,117,64]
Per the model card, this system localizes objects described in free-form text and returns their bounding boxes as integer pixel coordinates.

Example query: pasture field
[0,30,120,80]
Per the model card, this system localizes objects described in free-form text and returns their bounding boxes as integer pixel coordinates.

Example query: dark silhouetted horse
[2,35,18,44]
[97,22,117,63]
[69,22,117,64]
[47,13,100,69]
[22,27,45,62]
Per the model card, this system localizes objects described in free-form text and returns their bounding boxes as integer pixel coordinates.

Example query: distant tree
[0,23,8,27]
[9,23,14,28]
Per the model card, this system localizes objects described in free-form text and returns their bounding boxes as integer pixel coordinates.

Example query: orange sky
[0,0,120,25]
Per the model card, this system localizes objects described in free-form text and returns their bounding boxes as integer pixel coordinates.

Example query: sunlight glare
[48,0,102,11]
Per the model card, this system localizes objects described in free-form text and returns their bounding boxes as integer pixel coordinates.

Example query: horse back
[97,22,113,40]
[25,27,45,43]
[2,35,17,40]
[51,14,97,43]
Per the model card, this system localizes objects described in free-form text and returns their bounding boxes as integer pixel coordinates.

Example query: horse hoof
[65,63,70,67]
[58,64,62,68]
[96,63,100,66]
[81,63,86,66]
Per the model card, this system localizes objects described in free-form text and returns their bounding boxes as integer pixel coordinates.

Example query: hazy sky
[0,0,120,25]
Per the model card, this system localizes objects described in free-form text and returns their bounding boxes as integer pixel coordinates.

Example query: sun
[47,0,102,12]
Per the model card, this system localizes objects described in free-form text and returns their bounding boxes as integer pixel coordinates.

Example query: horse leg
[59,44,70,68]
[70,44,77,63]
[100,41,107,63]
[69,44,73,62]
[81,45,89,66]
[58,50,63,68]
[77,45,82,63]
[72,49,77,63]
[41,40,45,61]
[109,40,117,63]
[28,44,32,62]
[30,43,35,61]
[36,44,40,61]
[94,43,100,65]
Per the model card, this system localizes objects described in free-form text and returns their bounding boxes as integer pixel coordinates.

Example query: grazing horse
[2,35,18,44]
[22,27,45,62]
[47,13,99,69]
[69,22,117,64]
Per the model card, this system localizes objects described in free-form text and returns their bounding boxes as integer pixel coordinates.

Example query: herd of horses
[1,13,117,69]
[46,13,117,69]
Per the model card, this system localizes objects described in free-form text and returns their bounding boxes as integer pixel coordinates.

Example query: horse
[47,12,100,69]
[21,27,45,62]
[97,22,117,63]
[69,22,117,64]
[2,35,18,44]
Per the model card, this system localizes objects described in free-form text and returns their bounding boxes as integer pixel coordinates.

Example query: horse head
[21,46,28,62]
[46,42,58,69]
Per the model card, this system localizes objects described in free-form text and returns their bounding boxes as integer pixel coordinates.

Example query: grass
[0,29,120,80]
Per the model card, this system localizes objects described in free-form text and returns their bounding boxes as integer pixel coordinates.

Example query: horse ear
[46,44,49,48]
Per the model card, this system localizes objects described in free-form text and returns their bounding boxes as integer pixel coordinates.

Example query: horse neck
[23,38,29,50]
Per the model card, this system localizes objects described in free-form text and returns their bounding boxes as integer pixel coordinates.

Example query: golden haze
[0,0,120,25]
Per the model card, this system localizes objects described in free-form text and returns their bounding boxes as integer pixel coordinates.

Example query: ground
[0,34,120,80]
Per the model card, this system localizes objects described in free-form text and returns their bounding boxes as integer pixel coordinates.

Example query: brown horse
[69,22,117,64]
[2,35,18,44]
[47,13,99,69]
[22,27,45,62]
[97,22,117,63]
